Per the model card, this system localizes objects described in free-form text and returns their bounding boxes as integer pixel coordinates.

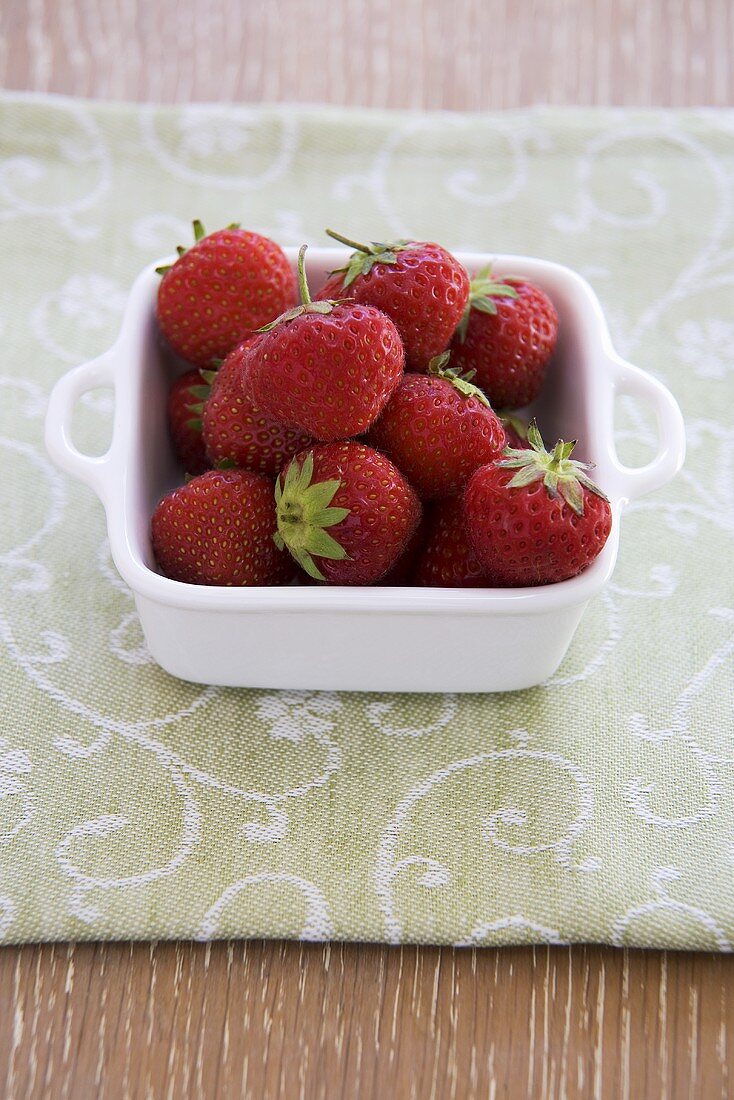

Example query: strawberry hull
[45,248,685,693]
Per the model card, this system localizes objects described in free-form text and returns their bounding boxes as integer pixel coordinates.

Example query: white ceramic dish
[45,248,685,692]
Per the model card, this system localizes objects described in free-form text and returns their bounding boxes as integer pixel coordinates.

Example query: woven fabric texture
[1,94,732,947]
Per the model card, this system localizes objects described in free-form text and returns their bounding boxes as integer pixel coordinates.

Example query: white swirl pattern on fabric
[0,95,732,946]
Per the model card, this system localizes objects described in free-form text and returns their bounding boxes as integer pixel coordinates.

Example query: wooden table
[1,2,732,1096]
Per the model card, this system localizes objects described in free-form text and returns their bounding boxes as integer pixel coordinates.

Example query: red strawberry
[151,468,297,586]
[450,268,558,407]
[167,369,211,475]
[248,246,404,442]
[156,221,297,367]
[315,271,346,301]
[275,442,421,585]
[376,513,430,586]
[366,352,505,500]
[201,336,315,477]
[318,230,469,369]
[464,425,612,586]
[412,498,493,588]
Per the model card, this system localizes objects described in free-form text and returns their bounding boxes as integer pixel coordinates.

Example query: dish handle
[607,356,686,504]
[44,352,116,505]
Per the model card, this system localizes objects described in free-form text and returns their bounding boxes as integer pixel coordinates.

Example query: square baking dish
[45,248,685,692]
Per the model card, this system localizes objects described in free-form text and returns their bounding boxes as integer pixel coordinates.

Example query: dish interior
[120,249,616,596]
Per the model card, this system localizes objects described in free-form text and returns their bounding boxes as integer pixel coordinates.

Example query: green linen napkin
[1,92,732,947]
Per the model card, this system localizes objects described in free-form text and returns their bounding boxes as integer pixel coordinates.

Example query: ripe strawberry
[450,268,558,407]
[156,221,297,367]
[314,271,347,302]
[151,468,297,586]
[318,230,470,369]
[274,443,421,584]
[366,352,505,500]
[201,336,315,477]
[412,498,493,588]
[167,369,211,475]
[248,246,404,442]
[464,425,612,586]
[377,514,430,586]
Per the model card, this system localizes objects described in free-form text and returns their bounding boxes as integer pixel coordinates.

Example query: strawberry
[450,268,558,407]
[274,442,421,584]
[319,230,470,369]
[376,513,430,586]
[412,498,493,588]
[167,369,211,475]
[464,424,612,586]
[156,221,297,367]
[366,352,505,500]
[202,337,315,477]
[314,271,346,302]
[151,468,297,586]
[247,246,404,442]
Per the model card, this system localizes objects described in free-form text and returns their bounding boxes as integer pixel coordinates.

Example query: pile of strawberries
[152,222,612,589]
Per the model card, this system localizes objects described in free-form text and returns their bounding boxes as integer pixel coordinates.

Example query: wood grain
[0,941,731,1099]
[0,0,733,109]
[1,1,733,1097]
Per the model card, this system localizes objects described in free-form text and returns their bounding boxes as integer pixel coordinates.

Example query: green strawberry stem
[258,245,334,332]
[325,229,414,287]
[296,244,312,306]
[498,422,609,517]
[325,229,372,254]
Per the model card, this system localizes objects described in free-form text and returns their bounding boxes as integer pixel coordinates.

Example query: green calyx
[498,409,529,442]
[155,220,241,274]
[273,452,351,581]
[455,264,519,342]
[427,351,491,408]
[325,228,414,288]
[497,422,609,516]
[183,365,219,432]
[258,245,337,332]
